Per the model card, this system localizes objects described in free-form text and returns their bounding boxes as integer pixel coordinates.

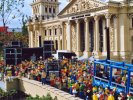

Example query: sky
[4,0,68,28]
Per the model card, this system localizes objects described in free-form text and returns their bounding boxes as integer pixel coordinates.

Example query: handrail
[94,62,110,66]
[111,82,126,88]
[110,65,128,70]
[129,87,133,90]
[129,87,133,93]
[94,76,109,83]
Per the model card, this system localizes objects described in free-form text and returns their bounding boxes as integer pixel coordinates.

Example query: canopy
[78,56,96,62]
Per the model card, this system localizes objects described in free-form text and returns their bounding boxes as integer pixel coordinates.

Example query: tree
[22,15,28,35]
[0,0,25,27]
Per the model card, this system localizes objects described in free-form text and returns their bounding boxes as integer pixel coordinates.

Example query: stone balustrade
[4,77,83,100]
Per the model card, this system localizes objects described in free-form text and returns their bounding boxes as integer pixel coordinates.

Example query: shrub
[26,93,56,100]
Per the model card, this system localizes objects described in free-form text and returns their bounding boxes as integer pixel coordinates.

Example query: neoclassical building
[27,0,133,63]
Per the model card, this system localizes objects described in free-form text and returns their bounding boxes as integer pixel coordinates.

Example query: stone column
[105,13,112,56]
[57,26,61,50]
[66,21,72,51]
[47,29,50,40]
[37,31,40,47]
[84,17,90,58]
[76,19,82,57]
[27,24,33,47]
[33,32,35,47]
[113,15,119,56]
[35,31,37,47]
[52,27,54,41]
[30,31,34,48]
[119,13,130,60]
[102,19,107,55]
[61,23,64,50]
[94,16,100,52]
[28,26,31,47]
[105,14,111,27]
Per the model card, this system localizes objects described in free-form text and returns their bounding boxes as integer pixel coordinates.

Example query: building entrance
[89,21,94,52]
[80,21,85,52]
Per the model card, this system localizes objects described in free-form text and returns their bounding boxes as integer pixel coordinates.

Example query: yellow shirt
[92,94,98,100]
[108,95,115,100]
[93,87,97,92]
[75,83,79,90]
[122,76,126,81]
[7,71,12,76]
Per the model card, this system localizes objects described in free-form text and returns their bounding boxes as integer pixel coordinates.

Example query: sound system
[22,48,43,61]
[43,40,55,59]
[4,40,55,65]
[11,41,23,48]
[4,47,22,65]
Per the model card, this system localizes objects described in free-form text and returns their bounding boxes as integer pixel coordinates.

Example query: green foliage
[0,88,17,98]
[26,93,56,100]
[0,0,25,26]
[22,15,28,35]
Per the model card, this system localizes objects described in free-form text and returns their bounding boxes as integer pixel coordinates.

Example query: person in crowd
[6,66,13,82]
[55,76,61,89]
[86,89,92,100]
[118,92,126,100]
[92,91,98,100]
[0,57,131,99]
[108,92,115,100]
[41,70,46,85]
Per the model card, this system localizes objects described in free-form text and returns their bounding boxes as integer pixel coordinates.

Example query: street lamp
[105,26,110,60]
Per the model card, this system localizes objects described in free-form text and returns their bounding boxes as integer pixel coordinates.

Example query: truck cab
[45,60,60,81]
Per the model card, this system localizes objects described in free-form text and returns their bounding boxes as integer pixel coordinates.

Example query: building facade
[27,0,133,63]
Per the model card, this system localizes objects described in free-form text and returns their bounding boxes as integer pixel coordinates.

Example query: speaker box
[4,48,22,65]
[43,41,55,59]
[22,47,43,61]
[11,41,23,48]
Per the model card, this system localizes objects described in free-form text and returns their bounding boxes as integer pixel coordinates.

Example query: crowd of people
[0,58,133,100]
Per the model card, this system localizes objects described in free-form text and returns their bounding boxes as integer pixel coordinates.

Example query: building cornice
[58,0,107,16]
[58,6,109,18]
[31,1,60,6]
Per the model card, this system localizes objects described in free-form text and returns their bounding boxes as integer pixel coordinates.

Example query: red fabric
[37,76,41,81]
[0,27,8,33]
[50,80,55,86]
[99,94,104,100]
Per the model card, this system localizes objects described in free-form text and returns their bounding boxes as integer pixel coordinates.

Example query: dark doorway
[55,40,58,50]
[99,19,103,52]
[89,21,94,52]
[80,21,85,52]
[39,36,42,47]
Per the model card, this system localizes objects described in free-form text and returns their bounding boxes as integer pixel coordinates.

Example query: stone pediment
[58,0,107,16]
